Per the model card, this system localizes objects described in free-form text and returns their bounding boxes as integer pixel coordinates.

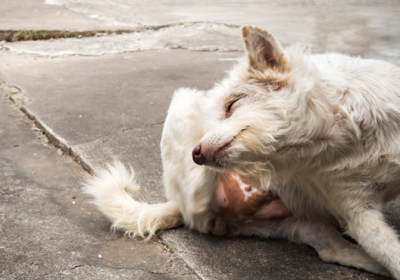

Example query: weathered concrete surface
[0,50,241,203]
[21,0,399,65]
[0,95,198,280]
[0,50,240,145]
[161,229,392,280]
[1,0,399,64]
[0,0,108,31]
[1,0,400,279]
[1,24,242,56]
[1,48,398,279]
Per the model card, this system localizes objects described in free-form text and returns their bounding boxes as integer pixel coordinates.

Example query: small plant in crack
[25,30,37,40]
[38,31,48,39]
[61,29,68,39]
[168,241,177,249]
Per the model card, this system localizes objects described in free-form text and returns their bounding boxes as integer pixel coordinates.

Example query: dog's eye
[227,100,237,113]
[226,99,239,118]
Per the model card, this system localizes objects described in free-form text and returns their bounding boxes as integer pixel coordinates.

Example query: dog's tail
[83,161,183,238]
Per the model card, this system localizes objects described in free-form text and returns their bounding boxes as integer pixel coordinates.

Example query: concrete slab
[0,50,240,205]
[44,0,400,63]
[1,48,399,279]
[0,0,108,31]
[71,126,166,204]
[1,23,242,56]
[1,1,400,279]
[1,0,399,64]
[0,50,241,148]
[0,95,198,280]
[161,229,390,280]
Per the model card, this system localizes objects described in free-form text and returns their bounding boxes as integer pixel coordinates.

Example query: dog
[85,90,388,277]
[84,26,400,277]
[191,26,400,278]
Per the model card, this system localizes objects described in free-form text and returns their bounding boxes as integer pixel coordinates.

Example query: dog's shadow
[384,199,400,232]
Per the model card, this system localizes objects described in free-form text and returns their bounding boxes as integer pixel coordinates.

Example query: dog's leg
[284,220,391,277]
[340,207,400,279]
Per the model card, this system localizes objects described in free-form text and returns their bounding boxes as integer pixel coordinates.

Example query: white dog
[84,26,400,278]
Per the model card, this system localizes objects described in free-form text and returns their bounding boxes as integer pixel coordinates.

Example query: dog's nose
[192,144,206,165]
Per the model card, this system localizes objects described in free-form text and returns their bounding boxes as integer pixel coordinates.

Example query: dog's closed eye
[226,99,239,118]
[225,94,246,118]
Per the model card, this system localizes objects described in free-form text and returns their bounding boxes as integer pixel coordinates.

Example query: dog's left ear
[242,26,286,72]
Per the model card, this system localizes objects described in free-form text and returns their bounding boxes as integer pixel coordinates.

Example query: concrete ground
[0,0,399,279]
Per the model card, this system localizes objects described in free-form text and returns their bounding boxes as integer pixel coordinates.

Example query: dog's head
[192,26,334,188]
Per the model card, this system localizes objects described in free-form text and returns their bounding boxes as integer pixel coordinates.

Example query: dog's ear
[242,26,286,72]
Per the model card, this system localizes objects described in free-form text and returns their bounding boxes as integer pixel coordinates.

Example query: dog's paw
[211,217,227,236]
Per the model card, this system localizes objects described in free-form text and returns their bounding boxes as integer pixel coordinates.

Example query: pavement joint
[1,76,204,280]
[1,81,92,173]
[0,21,240,42]
[2,84,172,176]
[0,29,123,42]
[0,22,243,57]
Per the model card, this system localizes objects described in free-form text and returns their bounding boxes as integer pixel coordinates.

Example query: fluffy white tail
[83,161,183,238]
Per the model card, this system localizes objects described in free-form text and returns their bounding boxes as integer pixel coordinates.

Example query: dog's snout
[192,144,206,165]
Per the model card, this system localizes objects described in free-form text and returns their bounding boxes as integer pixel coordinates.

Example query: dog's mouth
[213,142,233,166]
[193,127,248,168]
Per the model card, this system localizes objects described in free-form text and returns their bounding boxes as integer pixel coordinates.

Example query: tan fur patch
[242,25,288,74]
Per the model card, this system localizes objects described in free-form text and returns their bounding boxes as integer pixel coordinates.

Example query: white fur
[83,26,400,277]
[195,26,400,278]
[83,161,182,238]
[85,88,389,276]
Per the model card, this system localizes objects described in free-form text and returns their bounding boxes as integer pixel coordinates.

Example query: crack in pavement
[0,29,128,42]
[70,264,85,270]
[1,80,186,175]
[1,82,204,280]
[0,22,243,57]
[0,22,240,42]
[1,80,87,170]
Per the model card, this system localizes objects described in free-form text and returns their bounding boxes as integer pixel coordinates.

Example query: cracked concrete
[0,50,241,204]
[0,23,242,56]
[0,95,199,280]
[1,0,399,61]
[42,0,400,63]
[1,1,400,279]
[0,30,129,43]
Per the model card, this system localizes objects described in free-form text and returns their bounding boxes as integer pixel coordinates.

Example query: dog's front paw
[211,217,227,236]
